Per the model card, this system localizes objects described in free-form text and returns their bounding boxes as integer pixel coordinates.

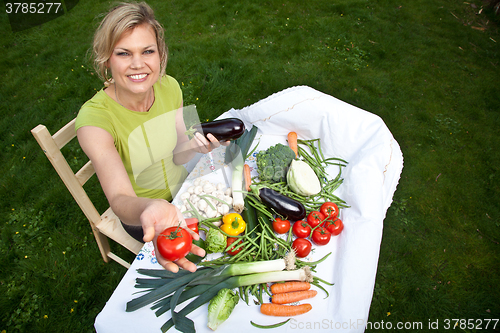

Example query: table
[94,86,404,333]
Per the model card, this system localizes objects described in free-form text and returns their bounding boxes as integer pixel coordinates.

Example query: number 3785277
[6,3,62,14]
[443,318,498,330]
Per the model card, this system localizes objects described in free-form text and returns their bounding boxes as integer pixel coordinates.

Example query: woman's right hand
[191,132,229,154]
[140,199,206,273]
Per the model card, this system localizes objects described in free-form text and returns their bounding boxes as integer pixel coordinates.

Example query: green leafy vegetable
[207,288,239,330]
[206,228,227,254]
[256,143,296,182]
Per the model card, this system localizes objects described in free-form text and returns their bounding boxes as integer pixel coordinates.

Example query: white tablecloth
[94,86,404,333]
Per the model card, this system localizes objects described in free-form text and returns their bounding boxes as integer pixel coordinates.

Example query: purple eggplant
[252,187,307,221]
[191,118,245,141]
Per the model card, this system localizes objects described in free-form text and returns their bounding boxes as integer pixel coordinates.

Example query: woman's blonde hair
[92,1,167,83]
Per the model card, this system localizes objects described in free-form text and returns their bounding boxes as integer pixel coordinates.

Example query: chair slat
[53,118,76,149]
[75,161,95,186]
[97,207,143,255]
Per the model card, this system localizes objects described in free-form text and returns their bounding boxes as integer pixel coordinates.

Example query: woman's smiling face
[107,23,160,98]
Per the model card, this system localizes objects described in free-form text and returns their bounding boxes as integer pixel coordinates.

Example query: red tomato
[306,211,326,228]
[272,217,291,234]
[323,218,344,236]
[157,226,193,261]
[185,218,199,234]
[311,226,331,246]
[320,202,339,221]
[226,237,243,256]
[292,238,312,258]
[292,220,311,238]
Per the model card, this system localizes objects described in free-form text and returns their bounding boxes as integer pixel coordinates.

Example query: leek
[225,125,259,213]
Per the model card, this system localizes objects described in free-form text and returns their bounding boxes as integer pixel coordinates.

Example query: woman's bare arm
[76,125,204,272]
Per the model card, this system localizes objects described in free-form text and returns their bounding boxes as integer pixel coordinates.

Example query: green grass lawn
[1,0,499,332]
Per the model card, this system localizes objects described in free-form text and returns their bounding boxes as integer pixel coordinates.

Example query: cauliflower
[256,143,296,183]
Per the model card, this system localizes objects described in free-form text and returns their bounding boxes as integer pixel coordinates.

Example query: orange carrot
[243,163,252,192]
[271,290,317,304]
[287,132,298,157]
[260,303,312,317]
[270,281,311,294]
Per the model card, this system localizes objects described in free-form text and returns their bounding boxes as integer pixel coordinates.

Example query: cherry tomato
[306,211,326,228]
[292,238,312,258]
[185,218,199,234]
[292,220,312,238]
[320,202,339,221]
[226,237,243,256]
[157,226,193,261]
[272,217,291,234]
[323,218,344,236]
[311,226,331,245]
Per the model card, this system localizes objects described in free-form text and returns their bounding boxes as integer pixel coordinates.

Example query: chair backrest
[31,119,142,269]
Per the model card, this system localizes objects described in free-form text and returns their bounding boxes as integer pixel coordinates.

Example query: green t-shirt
[75,75,188,201]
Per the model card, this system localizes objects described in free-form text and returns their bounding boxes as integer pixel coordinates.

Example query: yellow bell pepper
[221,213,246,236]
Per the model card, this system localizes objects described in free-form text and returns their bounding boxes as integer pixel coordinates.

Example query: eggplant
[254,187,307,221]
[192,118,245,141]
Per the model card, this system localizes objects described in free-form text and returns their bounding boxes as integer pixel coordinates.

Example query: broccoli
[256,143,296,182]
[207,288,239,330]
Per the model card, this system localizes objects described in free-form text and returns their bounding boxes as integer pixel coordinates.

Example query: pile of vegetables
[127,125,349,332]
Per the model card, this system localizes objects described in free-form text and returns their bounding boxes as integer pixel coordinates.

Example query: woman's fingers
[206,133,220,148]
[190,242,206,258]
[142,225,156,243]
[156,253,198,273]
[193,132,230,153]
[194,132,211,153]
[175,257,198,272]
[156,255,181,273]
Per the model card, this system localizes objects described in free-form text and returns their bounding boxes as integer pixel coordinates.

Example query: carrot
[260,303,312,317]
[243,163,252,192]
[287,132,298,157]
[271,290,317,304]
[270,281,311,294]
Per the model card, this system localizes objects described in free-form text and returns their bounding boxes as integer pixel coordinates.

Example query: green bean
[262,233,289,249]
[238,286,246,303]
[243,286,250,305]
[296,252,332,268]
[251,319,291,329]
[257,284,264,304]
[317,138,326,161]
[251,284,259,300]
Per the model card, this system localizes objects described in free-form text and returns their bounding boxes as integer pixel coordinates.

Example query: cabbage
[287,159,321,196]
[206,228,227,254]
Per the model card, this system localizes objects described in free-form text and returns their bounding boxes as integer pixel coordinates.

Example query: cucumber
[241,197,258,239]
[185,239,206,264]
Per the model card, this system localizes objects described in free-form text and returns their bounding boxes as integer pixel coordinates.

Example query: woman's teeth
[129,74,147,80]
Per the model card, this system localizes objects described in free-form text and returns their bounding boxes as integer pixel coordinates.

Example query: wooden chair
[31,119,143,269]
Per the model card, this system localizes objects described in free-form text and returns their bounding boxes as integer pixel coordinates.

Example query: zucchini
[241,197,258,239]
